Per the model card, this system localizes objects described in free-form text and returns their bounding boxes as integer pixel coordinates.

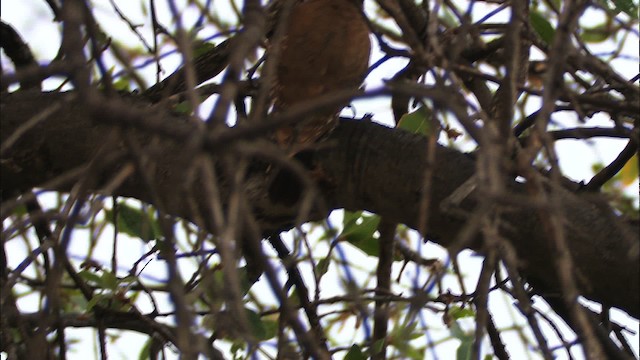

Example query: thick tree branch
[1,90,638,321]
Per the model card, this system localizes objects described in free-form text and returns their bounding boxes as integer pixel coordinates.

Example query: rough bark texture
[1,90,638,319]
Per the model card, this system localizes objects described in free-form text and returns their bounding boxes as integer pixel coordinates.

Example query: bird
[271,0,371,150]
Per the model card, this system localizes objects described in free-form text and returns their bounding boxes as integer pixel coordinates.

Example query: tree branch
[1,90,638,321]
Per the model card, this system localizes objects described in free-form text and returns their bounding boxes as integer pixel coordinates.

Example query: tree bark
[1,90,638,319]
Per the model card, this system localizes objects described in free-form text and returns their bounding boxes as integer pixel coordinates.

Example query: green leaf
[456,337,473,360]
[581,25,612,43]
[245,309,265,338]
[100,271,118,290]
[86,294,108,311]
[119,275,137,286]
[245,309,277,340]
[113,77,131,92]
[138,338,151,360]
[341,211,380,243]
[340,211,380,257]
[620,154,638,186]
[389,322,425,359]
[78,270,103,286]
[230,342,245,359]
[260,319,278,341]
[441,7,459,28]
[64,290,89,312]
[173,101,192,114]
[371,339,385,355]
[317,257,330,277]
[397,106,435,137]
[450,320,471,340]
[193,41,218,59]
[204,266,254,305]
[549,0,562,11]
[611,0,639,19]
[344,344,367,360]
[342,210,363,228]
[12,204,27,216]
[107,203,161,242]
[530,11,555,44]
[450,320,475,360]
[286,288,301,308]
[448,305,476,320]
[404,346,426,360]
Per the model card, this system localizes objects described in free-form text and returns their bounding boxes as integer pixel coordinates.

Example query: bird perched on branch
[271,0,371,150]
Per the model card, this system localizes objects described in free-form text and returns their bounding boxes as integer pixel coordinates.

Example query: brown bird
[272,0,371,150]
